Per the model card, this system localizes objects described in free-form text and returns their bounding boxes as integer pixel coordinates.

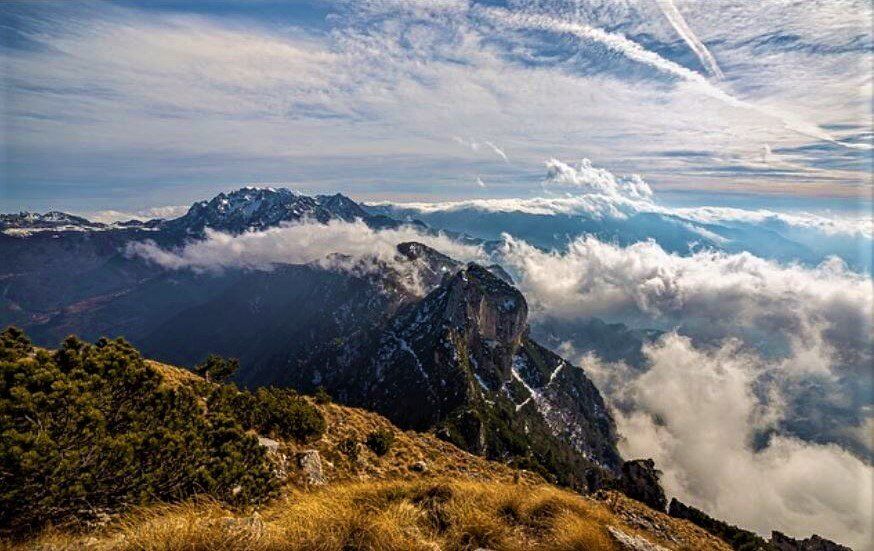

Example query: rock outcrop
[617,459,667,512]
[296,450,327,486]
[771,531,853,551]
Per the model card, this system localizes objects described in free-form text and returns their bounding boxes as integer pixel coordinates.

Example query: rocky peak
[0,211,106,234]
[395,241,463,292]
[442,263,528,348]
[315,193,370,221]
[310,261,624,483]
[615,459,667,512]
[167,187,373,235]
[770,532,852,551]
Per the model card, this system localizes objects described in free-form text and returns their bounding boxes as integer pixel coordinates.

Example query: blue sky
[1,0,872,213]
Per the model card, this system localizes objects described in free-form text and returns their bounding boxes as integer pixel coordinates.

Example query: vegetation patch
[365,428,395,456]
[0,327,324,537]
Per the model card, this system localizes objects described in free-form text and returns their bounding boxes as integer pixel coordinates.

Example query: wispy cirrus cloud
[1,0,871,210]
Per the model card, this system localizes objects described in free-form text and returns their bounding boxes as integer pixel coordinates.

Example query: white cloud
[498,234,872,356]
[4,1,871,200]
[86,205,189,223]
[453,136,509,162]
[543,158,653,201]
[654,0,724,79]
[585,333,873,549]
[382,156,873,238]
[482,6,866,151]
[483,141,509,163]
[126,218,486,295]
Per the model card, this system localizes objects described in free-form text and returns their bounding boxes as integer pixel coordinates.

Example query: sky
[1,0,872,214]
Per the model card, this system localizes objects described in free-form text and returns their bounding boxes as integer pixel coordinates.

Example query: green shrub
[194,353,239,383]
[205,380,325,444]
[0,328,282,536]
[365,429,395,456]
[313,386,332,405]
[338,437,360,460]
[251,387,326,442]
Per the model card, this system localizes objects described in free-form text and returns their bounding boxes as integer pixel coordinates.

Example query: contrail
[483,8,870,151]
[484,141,510,162]
[655,0,724,80]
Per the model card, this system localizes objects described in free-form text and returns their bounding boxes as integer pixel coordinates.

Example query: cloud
[483,141,509,162]
[126,218,486,294]
[482,6,867,151]
[380,157,873,241]
[475,176,486,188]
[499,232,873,461]
[655,0,724,79]
[4,1,871,205]
[453,137,509,162]
[543,158,653,201]
[86,205,189,223]
[498,234,871,357]
[581,333,873,549]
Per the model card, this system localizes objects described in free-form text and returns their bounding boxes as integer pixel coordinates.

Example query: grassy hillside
[1,330,729,550]
[11,479,730,551]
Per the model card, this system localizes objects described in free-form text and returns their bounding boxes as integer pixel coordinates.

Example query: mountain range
[0,187,853,550]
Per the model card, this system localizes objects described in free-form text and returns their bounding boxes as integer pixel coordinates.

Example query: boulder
[258,436,287,480]
[608,526,670,551]
[297,450,327,486]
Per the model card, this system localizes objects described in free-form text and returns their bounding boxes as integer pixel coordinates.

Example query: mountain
[230,260,622,486]
[0,187,420,337]
[0,188,631,488]
[0,211,107,235]
[163,187,374,235]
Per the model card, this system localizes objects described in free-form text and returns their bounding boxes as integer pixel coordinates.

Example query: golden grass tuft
[6,479,730,551]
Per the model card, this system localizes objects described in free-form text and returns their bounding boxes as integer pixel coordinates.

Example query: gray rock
[257,436,280,453]
[258,436,288,480]
[221,512,264,539]
[297,450,327,485]
[409,460,428,473]
[608,526,670,551]
[771,531,853,551]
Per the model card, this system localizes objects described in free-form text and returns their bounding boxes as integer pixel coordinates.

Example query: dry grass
[8,480,729,551]
[146,360,203,388]
[288,400,544,487]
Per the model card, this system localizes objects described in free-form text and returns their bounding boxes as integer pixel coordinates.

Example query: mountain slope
[8,356,731,551]
[243,261,622,487]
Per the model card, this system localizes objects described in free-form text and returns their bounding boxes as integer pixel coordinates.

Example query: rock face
[668,499,852,551]
[770,532,853,551]
[297,450,327,486]
[617,459,667,512]
[668,498,770,549]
